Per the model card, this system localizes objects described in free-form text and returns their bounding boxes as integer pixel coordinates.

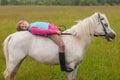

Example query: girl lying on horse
[16,20,73,72]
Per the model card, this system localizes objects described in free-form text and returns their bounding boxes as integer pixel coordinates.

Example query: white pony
[3,12,115,80]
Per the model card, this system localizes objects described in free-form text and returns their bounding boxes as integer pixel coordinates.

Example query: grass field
[0,6,120,80]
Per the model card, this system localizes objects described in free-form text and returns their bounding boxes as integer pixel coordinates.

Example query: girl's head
[16,20,29,31]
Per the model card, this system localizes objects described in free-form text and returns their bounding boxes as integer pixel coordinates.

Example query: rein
[61,33,72,35]
[59,25,72,35]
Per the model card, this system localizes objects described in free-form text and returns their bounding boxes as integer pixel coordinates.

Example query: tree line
[1,0,120,6]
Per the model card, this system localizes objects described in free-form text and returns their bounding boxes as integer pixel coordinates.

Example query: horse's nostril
[110,32,116,39]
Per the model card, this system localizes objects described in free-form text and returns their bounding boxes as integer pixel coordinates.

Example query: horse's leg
[4,52,26,80]
[66,64,78,80]
[71,65,78,80]
[11,57,26,79]
[4,64,17,80]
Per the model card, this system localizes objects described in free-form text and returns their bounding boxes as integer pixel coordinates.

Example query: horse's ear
[94,12,101,19]
[95,12,102,23]
[97,12,101,19]
[96,12,101,15]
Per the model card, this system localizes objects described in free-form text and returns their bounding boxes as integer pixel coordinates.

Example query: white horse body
[3,12,115,80]
[6,27,88,65]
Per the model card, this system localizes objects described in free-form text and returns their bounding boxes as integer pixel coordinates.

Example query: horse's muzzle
[106,32,116,41]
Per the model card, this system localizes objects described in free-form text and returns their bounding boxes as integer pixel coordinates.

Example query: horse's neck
[66,18,95,47]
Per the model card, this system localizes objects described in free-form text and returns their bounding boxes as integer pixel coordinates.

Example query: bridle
[94,13,108,37]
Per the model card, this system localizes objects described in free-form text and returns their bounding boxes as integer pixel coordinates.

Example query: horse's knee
[4,69,10,80]
[4,66,20,80]
[67,74,76,80]
[4,69,14,80]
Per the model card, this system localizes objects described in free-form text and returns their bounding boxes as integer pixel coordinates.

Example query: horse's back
[9,31,58,51]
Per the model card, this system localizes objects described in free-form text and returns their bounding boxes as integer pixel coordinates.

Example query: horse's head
[93,12,116,41]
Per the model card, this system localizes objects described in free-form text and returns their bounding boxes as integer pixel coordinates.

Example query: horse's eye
[101,18,104,20]
[104,23,108,27]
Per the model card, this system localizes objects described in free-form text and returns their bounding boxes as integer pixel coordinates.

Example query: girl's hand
[56,30,62,35]
[58,27,63,31]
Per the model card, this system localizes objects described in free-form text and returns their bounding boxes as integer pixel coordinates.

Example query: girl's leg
[48,34,64,52]
[48,34,73,72]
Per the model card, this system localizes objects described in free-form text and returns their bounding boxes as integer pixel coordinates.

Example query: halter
[94,13,108,37]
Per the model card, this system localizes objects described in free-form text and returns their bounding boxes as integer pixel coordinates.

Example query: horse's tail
[3,34,12,67]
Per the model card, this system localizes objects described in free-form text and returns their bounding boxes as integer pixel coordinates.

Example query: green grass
[0,6,120,80]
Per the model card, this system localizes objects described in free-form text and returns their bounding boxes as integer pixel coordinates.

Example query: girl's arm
[29,27,57,35]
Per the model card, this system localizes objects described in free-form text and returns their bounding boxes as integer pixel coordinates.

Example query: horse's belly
[29,52,60,65]
[28,40,60,65]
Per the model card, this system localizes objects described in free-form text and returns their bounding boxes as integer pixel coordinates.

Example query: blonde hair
[16,20,25,31]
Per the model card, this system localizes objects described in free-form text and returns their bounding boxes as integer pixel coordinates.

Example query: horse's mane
[66,12,100,39]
